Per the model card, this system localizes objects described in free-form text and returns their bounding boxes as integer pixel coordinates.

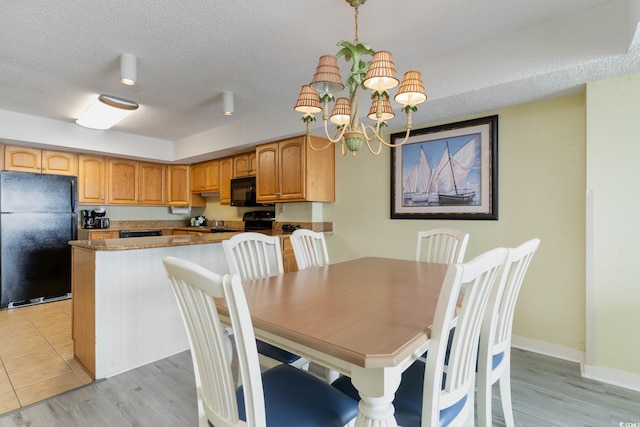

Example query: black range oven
[243,211,274,232]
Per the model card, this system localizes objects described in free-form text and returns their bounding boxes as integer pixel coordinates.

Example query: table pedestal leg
[355,394,397,427]
[351,366,401,427]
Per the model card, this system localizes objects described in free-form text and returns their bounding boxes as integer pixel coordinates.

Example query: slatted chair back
[477,238,540,427]
[163,257,265,427]
[289,229,330,270]
[223,232,309,372]
[222,232,284,281]
[416,228,470,264]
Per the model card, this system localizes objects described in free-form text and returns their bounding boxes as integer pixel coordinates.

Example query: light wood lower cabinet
[281,236,298,273]
[72,247,96,378]
[89,231,119,240]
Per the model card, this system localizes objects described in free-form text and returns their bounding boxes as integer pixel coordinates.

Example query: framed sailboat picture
[390,115,498,220]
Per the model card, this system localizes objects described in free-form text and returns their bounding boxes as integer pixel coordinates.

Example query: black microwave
[230,176,259,207]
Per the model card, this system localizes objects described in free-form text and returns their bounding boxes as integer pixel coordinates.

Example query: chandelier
[294,0,427,156]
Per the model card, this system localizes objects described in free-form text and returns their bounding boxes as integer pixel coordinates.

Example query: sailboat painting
[401,135,480,206]
[391,115,498,220]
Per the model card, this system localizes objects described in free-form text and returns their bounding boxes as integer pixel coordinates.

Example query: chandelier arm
[323,119,348,143]
[305,122,336,151]
[358,124,384,155]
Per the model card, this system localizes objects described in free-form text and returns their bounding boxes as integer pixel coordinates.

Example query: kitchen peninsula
[69,233,239,379]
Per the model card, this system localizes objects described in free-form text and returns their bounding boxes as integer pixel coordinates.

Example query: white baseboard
[582,364,640,392]
[512,335,640,392]
[511,335,585,364]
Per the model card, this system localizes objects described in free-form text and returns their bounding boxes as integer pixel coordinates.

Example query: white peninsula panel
[71,236,231,379]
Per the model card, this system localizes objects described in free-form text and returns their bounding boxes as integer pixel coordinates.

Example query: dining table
[218,256,450,426]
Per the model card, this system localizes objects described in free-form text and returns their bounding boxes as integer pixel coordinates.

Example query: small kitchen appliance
[82,209,109,229]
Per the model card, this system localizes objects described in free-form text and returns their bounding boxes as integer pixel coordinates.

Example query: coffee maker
[81,209,109,229]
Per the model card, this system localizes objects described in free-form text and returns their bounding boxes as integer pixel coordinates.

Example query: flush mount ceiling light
[120,53,137,86]
[222,91,234,116]
[76,94,139,130]
[294,0,427,156]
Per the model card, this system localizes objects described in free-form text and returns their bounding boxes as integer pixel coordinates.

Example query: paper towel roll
[170,206,191,215]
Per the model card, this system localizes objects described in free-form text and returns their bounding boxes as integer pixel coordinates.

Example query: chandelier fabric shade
[330,97,351,125]
[367,96,395,121]
[394,71,427,107]
[294,85,322,115]
[363,51,399,92]
[310,55,345,94]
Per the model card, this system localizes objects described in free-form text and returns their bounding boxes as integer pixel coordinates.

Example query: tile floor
[0,300,92,415]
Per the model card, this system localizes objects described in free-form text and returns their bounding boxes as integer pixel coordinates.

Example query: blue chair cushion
[332,361,465,427]
[442,327,504,371]
[236,364,359,427]
[257,339,302,364]
[492,351,504,370]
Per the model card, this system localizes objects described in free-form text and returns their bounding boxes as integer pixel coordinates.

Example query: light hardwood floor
[0,300,92,414]
[0,347,638,426]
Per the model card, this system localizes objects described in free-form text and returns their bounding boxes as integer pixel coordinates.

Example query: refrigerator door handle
[70,179,77,213]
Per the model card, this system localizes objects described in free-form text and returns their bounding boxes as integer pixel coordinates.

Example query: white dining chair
[288,228,341,382]
[289,229,330,270]
[416,228,470,264]
[222,232,309,371]
[163,257,359,427]
[477,238,540,427]
[333,247,509,427]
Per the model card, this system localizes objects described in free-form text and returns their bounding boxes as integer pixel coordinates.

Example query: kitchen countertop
[69,231,243,251]
[71,223,334,251]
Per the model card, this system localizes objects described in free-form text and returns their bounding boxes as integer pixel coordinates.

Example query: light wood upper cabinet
[138,162,166,205]
[233,152,257,178]
[5,145,76,175]
[256,143,279,201]
[256,135,335,203]
[190,163,205,192]
[107,159,138,204]
[108,159,167,205]
[190,159,220,192]
[167,165,205,207]
[219,156,233,204]
[78,155,106,204]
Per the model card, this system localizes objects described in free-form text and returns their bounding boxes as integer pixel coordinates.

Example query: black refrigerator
[0,171,78,309]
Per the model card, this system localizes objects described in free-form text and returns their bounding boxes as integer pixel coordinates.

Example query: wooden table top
[233,257,450,369]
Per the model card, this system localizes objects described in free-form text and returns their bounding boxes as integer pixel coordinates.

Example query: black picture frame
[390,115,498,220]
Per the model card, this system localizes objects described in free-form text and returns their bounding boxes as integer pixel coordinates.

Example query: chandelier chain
[353,4,359,44]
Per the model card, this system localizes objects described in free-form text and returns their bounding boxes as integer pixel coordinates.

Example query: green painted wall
[325,93,587,352]
[587,73,640,375]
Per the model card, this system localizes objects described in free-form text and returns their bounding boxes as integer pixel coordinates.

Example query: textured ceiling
[1,0,639,150]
